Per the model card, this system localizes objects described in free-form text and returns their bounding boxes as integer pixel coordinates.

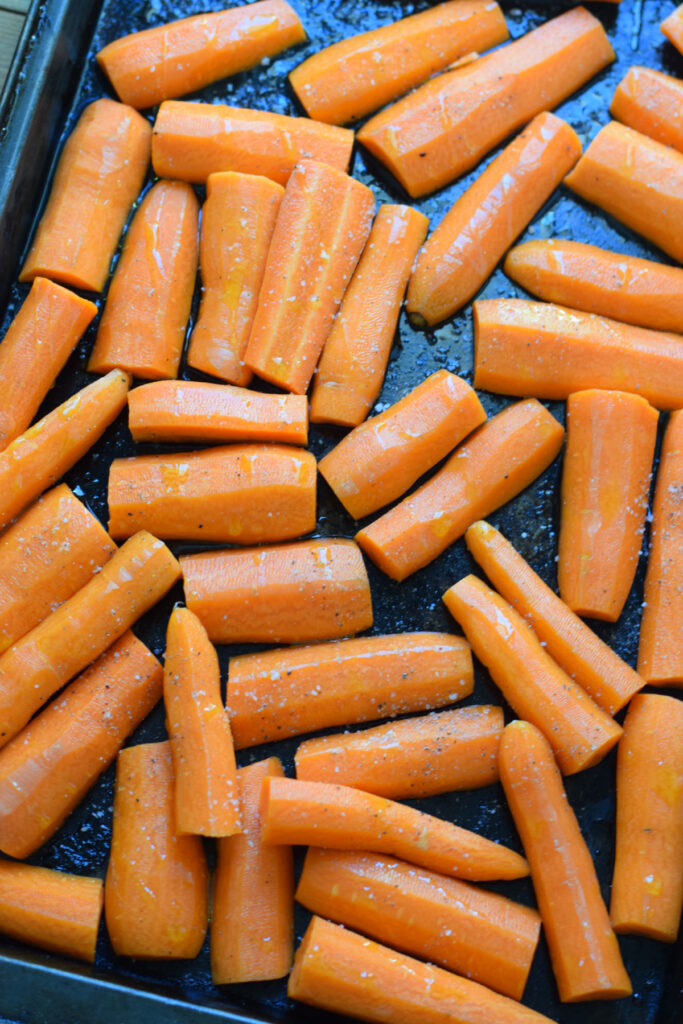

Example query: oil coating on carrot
[661,3,683,55]
[610,66,683,154]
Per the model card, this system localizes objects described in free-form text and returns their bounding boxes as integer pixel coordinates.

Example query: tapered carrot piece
[661,3,683,55]
[357,6,613,198]
[227,632,473,749]
[87,181,199,380]
[443,576,622,775]
[465,521,644,715]
[308,204,429,426]
[211,757,293,984]
[182,538,372,645]
[356,398,564,582]
[19,99,151,292]
[245,160,375,395]
[105,741,208,959]
[0,531,180,748]
[318,371,486,519]
[0,632,161,859]
[97,0,305,109]
[500,721,632,1001]
[0,369,130,533]
[610,66,683,154]
[107,444,316,543]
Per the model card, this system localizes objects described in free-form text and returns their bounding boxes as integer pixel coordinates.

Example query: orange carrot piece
[308,204,429,426]
[661,3,683,55]
[443,576,622,775]
[87,181,199,380]
[105,741,208,959]
[107,444,316,543]
[500,720,632,1002]
[465,521,644,715]
[244,160,375,395]
[182,538,372,645]
[357,7,613,197]
[610,66,683,155]
[227,632,473,749]
[186,171,283,386]
[558,390,658,622]
[211,757,293,983]
[0,632,161,859]
[0,369,130,533]
[356,398,564,581]
[19,99,151,292]
[295,705,502,799]
[97,0,305,109]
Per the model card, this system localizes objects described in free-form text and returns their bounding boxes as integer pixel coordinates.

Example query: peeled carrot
[443,575,622,775]
[610,66,683,154]
[356,398,564,581]
[318,371,486,518]
[87,180,199,380]
[0,632,161,859]
[357,6,613,197]
[500,720,632,1002]
[181,538,372,645]
[661,3,683,55]
[105,741,208,959]
[261,776,529,882]
[186,171,283,386]
[211,757,293,984]
[19,98,151,292]
[97,0,305,109]
[308,204,429,426]
[406,112,582,326]
[227,632,473,749]
[107,444,316,543]
[244,159,375,395]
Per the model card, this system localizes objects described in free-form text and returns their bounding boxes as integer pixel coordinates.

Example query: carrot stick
[610,694,683,942]
[610,66,683,155]
[661,3,683,55]
[500,720,632,1001]
[308,204,429,426]
[107,444,316,543]
[261,776,529,882]
[186,171,283,386]
[97,0,305,109]
[0,631,161,859]
[0,369,130,533]
[227,632,473,749]
[356,398,564,581]
[406,112,582,326]
[211,757,293,984]
[19,98,151,292]
[294,705,502,799]
[181,538,372,645]
[244,159,375,395]
[356,6,613,197]
[87,180,199,380]
[0,531,180,748]
[465,521,644,715]
[317,371,486,518]
[442,575,622,775]
[105,741,208,959]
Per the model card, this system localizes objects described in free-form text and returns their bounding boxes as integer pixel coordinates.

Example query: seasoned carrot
[244,160,375,395]
[97,0,305,109]
[661,3,683,55]
[318,371,486,518]
[357,7,613,197]
[610,66,683,154]
[107,444,316,543]
[356,398,564,581]
[0,632,161,859]
[211,757,293,983]
[500,720,632,1001]
[228,632,473,749]
[105,741,208,959]
[308,204,429,426]
[443,576,622,775]
[406,112,582,326]
[19,98,151,292]
[87,180,199,380]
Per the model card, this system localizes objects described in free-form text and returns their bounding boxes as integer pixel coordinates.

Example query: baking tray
[0,1,682,1022]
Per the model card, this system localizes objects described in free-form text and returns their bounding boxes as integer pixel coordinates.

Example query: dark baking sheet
[0,1,682,1022]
